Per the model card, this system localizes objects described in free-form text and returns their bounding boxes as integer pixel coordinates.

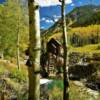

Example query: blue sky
[0,0,4,3]
[40,0,100,29]
[0,0,100,29]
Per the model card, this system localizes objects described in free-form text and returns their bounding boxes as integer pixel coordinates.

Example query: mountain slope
[44,5,100,36]
[70,5,100,27]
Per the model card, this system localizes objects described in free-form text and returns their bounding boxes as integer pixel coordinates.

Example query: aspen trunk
[61,0,69,100]
[28,0,41,100]
[17,0,20,70]
[17,27,20,70]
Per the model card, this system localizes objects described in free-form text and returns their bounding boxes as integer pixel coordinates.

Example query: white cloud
[41,26,45,29]
[53,15,61,22]
[53,15,61,18]
[36,0,72,7]
[41,15,61,23]
[41,17,46,21]
[54,18,59,22]
[71,3,74,6]
[41,17,54,23]
[45,19,54,23]
[53,16,59,22]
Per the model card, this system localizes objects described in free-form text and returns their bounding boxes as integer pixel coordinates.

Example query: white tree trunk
[28,0,41,100]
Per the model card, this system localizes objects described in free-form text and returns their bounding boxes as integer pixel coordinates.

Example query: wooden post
[28,0,41,100]
[60,0,69,100]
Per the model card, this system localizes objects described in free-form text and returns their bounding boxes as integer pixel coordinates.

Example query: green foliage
[68,25,100,47]
[71,43,100,53]
[17,93,28,100]
[0,64,5,74]
[10,69,27,83]
[70,5,100,27]
[96,44,100,50]
[0,0,29,59]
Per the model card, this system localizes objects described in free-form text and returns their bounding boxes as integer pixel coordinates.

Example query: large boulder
[69,63,97,80]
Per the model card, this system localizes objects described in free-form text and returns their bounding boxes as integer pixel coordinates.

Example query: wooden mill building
[47,38,63,56]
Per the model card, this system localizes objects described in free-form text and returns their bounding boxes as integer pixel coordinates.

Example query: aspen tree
[59,0,69,100]
[28,0,41,100]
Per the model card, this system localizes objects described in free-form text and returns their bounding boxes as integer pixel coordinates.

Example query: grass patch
[0,61,28,100]
[0,64,5,74]
[48,80,63,100]
[49,86,63,100]
[48,80,63,90]
[69,81,100,100]
[10,69,27,83]
[69,81,89,100]
[48,80,100,100]
[70,43,100,53]
[0,60,28,83]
